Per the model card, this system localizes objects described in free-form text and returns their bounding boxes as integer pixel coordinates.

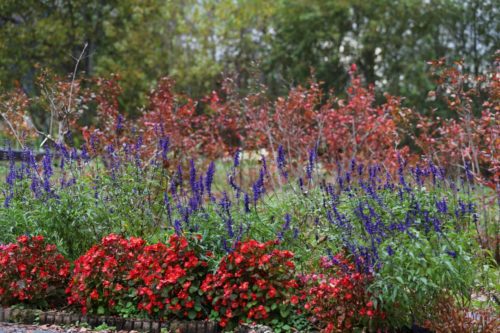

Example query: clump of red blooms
[298,255,385,333]
[201,239,298,329]
[1,235,387,331]
[129,234,211,320]
[66,234,146,315]
[0,235,70,306]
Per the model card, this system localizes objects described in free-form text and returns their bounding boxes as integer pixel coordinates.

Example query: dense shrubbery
[0,61,498,331]
[201,240,298,329]
[0,235,70,307]
[130,234,210,320]
[67,234,146,316]
[298,255,383,332]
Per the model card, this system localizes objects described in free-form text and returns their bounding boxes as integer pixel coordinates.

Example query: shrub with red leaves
[299,255,384,333]
[0,235,70,307]
[129,234,211,320]
[201,239,298,329]
[66,234,145,315]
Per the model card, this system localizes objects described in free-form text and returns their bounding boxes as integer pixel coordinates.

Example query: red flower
[0,235,69,306]
[66,234,144,315]
[202,239,297,329]
[90,289,99,300]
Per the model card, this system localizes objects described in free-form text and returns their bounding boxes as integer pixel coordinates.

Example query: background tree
[0,0,498,116]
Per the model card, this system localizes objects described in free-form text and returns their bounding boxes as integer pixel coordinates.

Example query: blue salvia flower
[3,189,13,208]
[261,155,268,175]
[42,148,53,193]
[188,195,200,213]
[122,143,131,162]
[326,210,335,225]
[276,145,288,180]
[29,160,40,197]
[243,192,250,213]
[219,192,234,238]
[81,144,90,162]
[277,213,291,241]
[106,144,120,179]
[386,245,394,256]
[298,177,305,193]
[413,165,424,186]
[174,219,182,235]
[383,171,393,190]
[436,197,448,213]
[345,171,351,185]
[59,143,70,160]
[92,183,99,200]
[446,250,457,258]
[233,149,241,168]
[458,199,467,216]
[306,147,317,180]
[205,162,215,200]
[252,167,265,204]
[293,227,299,239]
[6,147,16,189]
[337,174,344,191]
[428,160,440,185]
[115,114,124,132]
[357,163,364,176]
[64,131,74,146]
[432,217,441,233]
[467,202,475,215]
[222,237,231,253]
[89,134,98,153]
[70,147,79,163]
[350,159,356,173]
[189,160,197,193]
[159,137,169,161]
[134,135,143,168]
[228,174,241,198]
[169,176,178,196]
[198,174,204,198]
[464,161,473,182]
[176,164,183,189]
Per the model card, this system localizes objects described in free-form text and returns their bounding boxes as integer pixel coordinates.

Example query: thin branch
[0,112,25,149]
[66,43,88,119]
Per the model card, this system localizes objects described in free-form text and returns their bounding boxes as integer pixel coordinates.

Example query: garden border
[0,307,222,333]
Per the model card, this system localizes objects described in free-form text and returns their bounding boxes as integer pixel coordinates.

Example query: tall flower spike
[276,145,288,180]
[233,149,241,168]
[205,161,215,200]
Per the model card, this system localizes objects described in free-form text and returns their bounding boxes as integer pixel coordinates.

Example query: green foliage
[1,0,496,114]
[370,229,480,327]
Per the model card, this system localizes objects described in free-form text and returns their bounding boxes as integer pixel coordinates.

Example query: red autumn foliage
[414,57,500,185]
[129,234,210,320]
[321,65,409,170]
[298,255,384,333]
[1,60,497,185]
[66,234,145,315]
[0,235,70,307]
[200,239,298,329]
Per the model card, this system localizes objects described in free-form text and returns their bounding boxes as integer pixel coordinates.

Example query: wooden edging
[0,307,222,333]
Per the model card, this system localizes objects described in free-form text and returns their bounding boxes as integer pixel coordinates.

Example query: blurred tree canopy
[0,0,498,112]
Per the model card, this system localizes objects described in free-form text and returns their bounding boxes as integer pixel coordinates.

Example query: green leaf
[188,311,197,320]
